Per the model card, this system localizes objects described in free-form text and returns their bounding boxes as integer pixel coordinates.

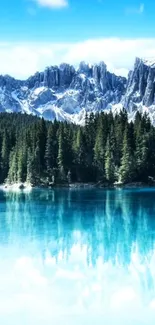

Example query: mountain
[122,57,155,124]
[1,58,155,124]
[0,61,126,124]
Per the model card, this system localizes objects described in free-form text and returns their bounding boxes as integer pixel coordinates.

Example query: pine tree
[45,125,55,181]
[84,113,96,179]
[1,131,9,182]
[39,118,47,169]
[73,127,86,181]
[94,115,107,180]
[34,141,41,183]
[17,149,23,183]
[119,127,135,183]
[105,136,115,183]
[26,148,34,184]
[63,123,74,171]
[7,150,18,184]
[135,119,148,180]
[17,139,27,183]
[57,125,66,182]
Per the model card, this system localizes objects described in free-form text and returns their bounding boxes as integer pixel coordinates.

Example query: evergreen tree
[134,115,150,181]
[17,138,27,183]
[63,123,74,171]
[84,112,96,178]
[45,125,55,181]
[7,150,18,184]
[38,118,47,170]
[57,125,66,182]
[73,128,87,181]
[1,131,9,182]
[34,141,41,183]
[94,115,107,180]
[26,148,34,184]
[119,127,135,183]
[105,136,115,183]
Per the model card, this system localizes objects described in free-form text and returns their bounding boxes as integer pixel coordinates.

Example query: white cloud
[126,3,144,14]
[0,38,155,79]
[33,0,68,8]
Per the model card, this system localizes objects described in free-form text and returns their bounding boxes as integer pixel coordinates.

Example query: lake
[0,188,155,325]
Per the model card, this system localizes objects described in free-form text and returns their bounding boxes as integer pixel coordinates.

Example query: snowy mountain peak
[141,58,155,68]
[1,58,155,124]
[0,61,126,124]
[78,61,92,76]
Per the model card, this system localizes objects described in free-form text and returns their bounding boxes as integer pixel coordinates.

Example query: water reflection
[0,188,155,324]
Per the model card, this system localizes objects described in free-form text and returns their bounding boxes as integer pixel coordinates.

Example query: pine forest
[0,110,154,186]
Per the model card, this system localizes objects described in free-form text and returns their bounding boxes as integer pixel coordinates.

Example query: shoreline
[0,183,33,192]
[0,181,155,192]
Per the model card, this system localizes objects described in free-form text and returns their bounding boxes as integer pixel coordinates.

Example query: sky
[0,0,155,78]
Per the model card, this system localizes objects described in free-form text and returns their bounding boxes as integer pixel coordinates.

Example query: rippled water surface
[0,188,155,325]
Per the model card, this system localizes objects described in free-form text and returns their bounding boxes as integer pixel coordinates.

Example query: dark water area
[0,188,155,324]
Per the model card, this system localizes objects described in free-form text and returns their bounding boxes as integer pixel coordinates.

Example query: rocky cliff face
[0,61,126,124]
[0,58,155,124]
[122,58,155,122]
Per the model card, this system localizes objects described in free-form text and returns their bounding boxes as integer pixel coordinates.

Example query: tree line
[0,110,155,186]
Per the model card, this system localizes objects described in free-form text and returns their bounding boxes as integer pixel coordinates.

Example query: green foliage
[1,131,10,182]
[0,110,154,185]
[93,116,107,180]
[45,125,55,180]
[119,126,135,183]
[105,136,115,183]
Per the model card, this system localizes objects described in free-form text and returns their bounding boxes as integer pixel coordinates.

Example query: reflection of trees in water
[1,189,155,267]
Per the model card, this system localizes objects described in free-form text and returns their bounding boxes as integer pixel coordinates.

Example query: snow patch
[79,73,86,80]
[33,87,47,96]
[142,58,155,68]
[0,183,32,193]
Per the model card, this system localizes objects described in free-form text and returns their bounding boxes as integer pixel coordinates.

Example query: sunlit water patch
[0,188,155,324]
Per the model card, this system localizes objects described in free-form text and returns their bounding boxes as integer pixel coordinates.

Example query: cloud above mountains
[0,38,155,79]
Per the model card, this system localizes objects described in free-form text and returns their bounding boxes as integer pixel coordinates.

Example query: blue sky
[0,0,155,78]
[0,0,150,41]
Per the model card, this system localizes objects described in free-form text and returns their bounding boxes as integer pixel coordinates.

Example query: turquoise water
[0,188,155,325]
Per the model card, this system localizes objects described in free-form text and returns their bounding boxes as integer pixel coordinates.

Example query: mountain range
[1,57,155,124]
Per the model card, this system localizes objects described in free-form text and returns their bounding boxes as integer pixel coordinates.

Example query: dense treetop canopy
[0,110,154,186]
